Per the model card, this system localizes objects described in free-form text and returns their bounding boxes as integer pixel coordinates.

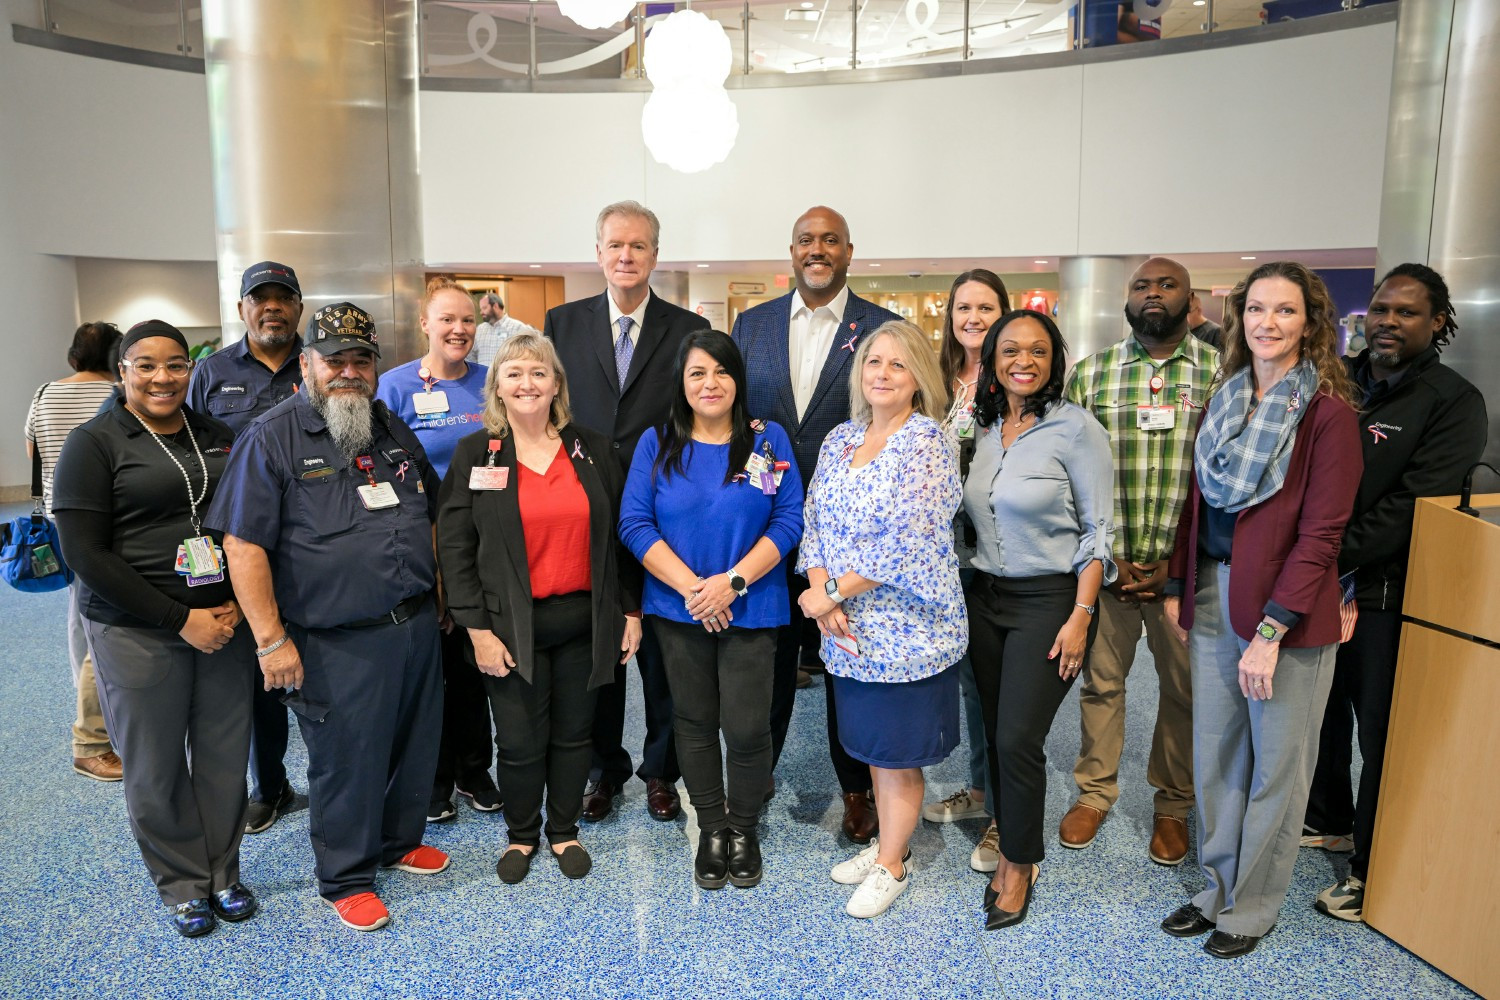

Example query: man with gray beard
[206,303,449,933]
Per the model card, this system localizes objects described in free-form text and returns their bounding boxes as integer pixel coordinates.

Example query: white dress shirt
[787,284,850,419]
[607,289,652,349]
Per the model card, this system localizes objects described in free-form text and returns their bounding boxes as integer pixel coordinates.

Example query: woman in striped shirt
[24,321,124,782]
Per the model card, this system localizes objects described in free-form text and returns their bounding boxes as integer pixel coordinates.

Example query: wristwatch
[727,569,748,597]
[824,577,846,604]
[1256,620,1286,642]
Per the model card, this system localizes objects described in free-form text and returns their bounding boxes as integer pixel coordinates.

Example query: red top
[517,443,593,599]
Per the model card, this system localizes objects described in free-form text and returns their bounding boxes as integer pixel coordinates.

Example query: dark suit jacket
[731,290,902,483]
[543,290,710,473]
[1169,392,1362,647]
[435,423,641,690]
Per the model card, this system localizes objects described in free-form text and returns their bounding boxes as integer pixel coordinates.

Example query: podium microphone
[1456,461,1500,518]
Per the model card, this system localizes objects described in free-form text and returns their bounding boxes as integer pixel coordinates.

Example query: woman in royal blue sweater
[619,330,803,891]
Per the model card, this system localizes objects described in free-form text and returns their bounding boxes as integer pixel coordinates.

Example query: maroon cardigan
[1169,391,1362,648]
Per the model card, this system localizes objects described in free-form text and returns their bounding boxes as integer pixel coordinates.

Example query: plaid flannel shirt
[1064,333,1219,563]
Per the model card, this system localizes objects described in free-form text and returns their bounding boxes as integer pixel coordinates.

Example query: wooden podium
[1365,494,1500,998]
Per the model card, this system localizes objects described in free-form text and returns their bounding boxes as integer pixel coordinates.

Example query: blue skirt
[831,664,960,769]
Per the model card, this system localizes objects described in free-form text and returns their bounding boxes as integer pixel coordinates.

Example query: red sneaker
[324,892,390,931]
[385,845,450,875]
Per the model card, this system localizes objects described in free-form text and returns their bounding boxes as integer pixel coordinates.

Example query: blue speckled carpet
[0,505,1474,999]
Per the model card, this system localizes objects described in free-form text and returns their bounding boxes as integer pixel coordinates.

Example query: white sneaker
[922,788,987,823]
[970,821,1000,873]
[831,841,881,884]
[846,863,909,918]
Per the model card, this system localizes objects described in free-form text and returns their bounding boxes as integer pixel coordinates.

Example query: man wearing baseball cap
[206,303,449,932]
[188,261,307,836]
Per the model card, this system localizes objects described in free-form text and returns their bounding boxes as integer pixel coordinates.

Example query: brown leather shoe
[796,668,812,689]
[73,751,123,782]
[841,791,878,843]
[580,779,620,822]
[1150,814,1189,866]
[1058,802,1104,848]
[645,778,681,821]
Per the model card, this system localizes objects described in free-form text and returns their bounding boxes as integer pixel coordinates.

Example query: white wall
[75,258,222,345]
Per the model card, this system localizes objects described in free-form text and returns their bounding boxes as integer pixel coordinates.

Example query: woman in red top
[1160,262,1361,959]
[436,334,641,884]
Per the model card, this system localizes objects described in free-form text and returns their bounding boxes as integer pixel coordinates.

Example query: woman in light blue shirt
[796,319,967,920]
[963,309,1115,931]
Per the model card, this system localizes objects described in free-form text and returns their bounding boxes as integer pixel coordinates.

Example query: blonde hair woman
[796,320,967,919]
[436,334,641,885]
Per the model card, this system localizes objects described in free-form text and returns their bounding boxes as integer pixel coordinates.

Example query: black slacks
[968,571,1097,865]
[431,624,496,801]
[589,615,679,786]
[772,557,870,793]
[1303,606,1401,880]
[654,617,776,832]
[484,593,598,846]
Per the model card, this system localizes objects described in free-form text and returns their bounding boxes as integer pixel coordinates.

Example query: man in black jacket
[1303,263,1488,923]
[544,200,709,823]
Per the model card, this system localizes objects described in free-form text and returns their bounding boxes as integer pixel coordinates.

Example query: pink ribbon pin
[571,439,585,460]
[395,461,409,482]
[841,335,858,352]
[1368,424,1387,444]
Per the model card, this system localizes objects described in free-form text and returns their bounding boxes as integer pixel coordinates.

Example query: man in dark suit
[731,205,901,844]
[544,200,709,823]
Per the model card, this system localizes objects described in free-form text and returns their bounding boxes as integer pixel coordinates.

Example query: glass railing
[20,0,1397,81]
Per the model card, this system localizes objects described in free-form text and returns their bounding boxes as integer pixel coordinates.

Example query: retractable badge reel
[412,366,450,417]
[1137,373,1176,431]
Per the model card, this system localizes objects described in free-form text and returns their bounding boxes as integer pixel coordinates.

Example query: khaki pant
[1072,594,1194,818]
[67,582,112,757]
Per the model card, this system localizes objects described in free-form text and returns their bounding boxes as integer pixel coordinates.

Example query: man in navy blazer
[731,205,900,843]
[544,200,709,823]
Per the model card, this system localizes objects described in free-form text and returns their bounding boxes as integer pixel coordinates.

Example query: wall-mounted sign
[696,301,727,328]
[728,282,767,295]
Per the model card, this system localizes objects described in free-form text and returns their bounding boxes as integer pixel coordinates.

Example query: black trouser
[484,593,597,847]
[589,616,679,786]
[431,625,496,802]
[772,558,870,793]
[248,680,290,803]
[968,572,1097,865]
[654,617,776,833]
[1303,606,1401,880]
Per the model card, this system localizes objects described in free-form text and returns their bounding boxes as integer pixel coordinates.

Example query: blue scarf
[1194,359,1319,513]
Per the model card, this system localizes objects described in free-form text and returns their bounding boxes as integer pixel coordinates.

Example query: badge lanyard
[469,438,509,490]
[130,407,223,586]
[412,365,450,417]
[743,440,787,495]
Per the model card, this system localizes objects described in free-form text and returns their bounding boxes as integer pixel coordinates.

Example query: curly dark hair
[973,310,1068,429]
[1376,262,1458,349]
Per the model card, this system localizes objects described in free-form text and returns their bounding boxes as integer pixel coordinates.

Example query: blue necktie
[614,316,634,390]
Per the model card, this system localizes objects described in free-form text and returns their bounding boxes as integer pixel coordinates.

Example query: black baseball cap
[240,261,301,298]
[306,302,380,357]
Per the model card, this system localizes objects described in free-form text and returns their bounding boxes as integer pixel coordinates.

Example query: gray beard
[307,382,376,460]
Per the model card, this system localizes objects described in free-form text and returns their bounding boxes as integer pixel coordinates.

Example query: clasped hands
[683,575,735,633]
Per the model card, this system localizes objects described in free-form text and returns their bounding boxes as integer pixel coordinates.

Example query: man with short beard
[188,261,306,836]
[206,303,449,933]
[1058,257,1219,866]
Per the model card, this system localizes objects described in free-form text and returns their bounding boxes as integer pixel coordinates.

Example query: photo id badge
[469,466,509,491]
[412,390,450,417]
[1137,405,1176,431]
[831,633,860,657]
[29,542,60,578]
[357,482,400,509]
[184,535,221,577]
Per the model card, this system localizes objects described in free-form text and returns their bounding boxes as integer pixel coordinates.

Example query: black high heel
[984,864,1039,931]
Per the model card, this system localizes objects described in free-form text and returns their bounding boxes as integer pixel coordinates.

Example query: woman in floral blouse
[796,319,967,920]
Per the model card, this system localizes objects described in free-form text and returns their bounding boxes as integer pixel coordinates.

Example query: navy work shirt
[204,391,440,629]
[187,335,304,436]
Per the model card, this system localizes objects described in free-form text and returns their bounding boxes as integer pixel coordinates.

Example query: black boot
[694,828,729,889]
[727,827,762,888]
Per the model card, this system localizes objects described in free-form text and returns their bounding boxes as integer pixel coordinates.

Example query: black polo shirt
[52,396,237,628]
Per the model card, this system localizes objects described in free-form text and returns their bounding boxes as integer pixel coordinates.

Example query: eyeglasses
[120,359,194,377]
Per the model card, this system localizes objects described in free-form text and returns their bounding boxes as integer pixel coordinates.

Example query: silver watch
[824,578,846,604]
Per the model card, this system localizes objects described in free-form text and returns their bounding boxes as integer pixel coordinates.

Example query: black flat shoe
[553,843,592,879]
[727,827,762,888]
[210,882,258,922]
[1204,927,1271,959]
[984,865,1039,931]
[1161,903,1215,938]
[496,846,533,885]
[694,829,729,890]
[168,898,216,938]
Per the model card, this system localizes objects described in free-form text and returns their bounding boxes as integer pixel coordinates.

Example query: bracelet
[255,631,290,658]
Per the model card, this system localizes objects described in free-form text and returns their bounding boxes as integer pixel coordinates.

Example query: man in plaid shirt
[1058,257,1219,866]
